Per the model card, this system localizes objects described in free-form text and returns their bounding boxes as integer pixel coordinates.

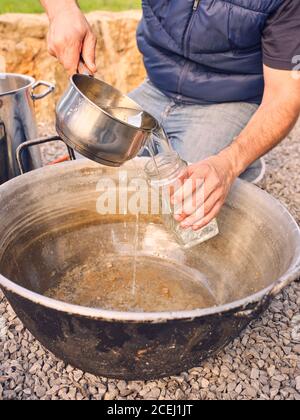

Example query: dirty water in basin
[2,208,268,313]
[45,254,216,312]
[42,212,218,312]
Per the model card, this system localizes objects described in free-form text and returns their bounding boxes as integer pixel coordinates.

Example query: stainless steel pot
[0,73,54,184]
[56,75,158,166]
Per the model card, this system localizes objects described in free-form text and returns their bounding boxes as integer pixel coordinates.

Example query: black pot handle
[0,120,8,183]
[16,136,76,174]
[0,119,5,136]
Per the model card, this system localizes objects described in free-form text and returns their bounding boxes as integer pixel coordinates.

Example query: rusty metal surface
[0,160,299,379]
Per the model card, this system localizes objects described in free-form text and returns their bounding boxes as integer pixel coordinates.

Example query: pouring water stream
[103,106,170,298]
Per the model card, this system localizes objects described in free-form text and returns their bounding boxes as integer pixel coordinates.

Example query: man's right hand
[41,0,97,75]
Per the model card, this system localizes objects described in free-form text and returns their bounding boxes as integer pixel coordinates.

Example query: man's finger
[192,200,223,231]
[60,42,82,75]
[78,60,92,75]
[47,32,57,57]
[173,162,213,204]
[173,171,219,218]
[193,171,221,210]
[180,189,221,228]
[177,163,200,181]
[81,31,97,74]
[173,170,205,206]
[173,182,204,222]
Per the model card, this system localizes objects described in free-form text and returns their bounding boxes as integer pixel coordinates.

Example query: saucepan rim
[69,74,158,133]
[0,161,300,322]
[0,73,35,97]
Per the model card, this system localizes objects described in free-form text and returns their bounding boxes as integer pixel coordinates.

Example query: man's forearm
[223,95,300,177]
[41,0,79,19]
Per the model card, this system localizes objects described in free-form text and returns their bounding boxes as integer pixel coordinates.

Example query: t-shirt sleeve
[262,0,300,71]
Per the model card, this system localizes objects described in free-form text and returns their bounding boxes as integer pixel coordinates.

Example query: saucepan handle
[16,136,76,174]
[78,58,94,76]
[31,81,55,101]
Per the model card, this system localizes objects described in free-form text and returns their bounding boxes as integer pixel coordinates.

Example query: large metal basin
[0,160,299,380]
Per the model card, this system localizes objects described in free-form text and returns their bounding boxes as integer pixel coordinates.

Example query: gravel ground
[0,121,299,401]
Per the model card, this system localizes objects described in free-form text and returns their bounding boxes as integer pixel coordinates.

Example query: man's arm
[41,0,97,75]
[225,66,300,178]
[174,66,300,230]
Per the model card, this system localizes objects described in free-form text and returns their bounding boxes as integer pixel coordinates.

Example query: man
[41,0,300,231]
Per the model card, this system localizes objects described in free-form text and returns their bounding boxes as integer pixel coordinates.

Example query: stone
[267,366,276,377]
[250,368,260,380]
[143,387,161,400]
[34,385,47,398]
[293,345,300,354]
[295,377,300,392]
[245,387,258,399]
[73,370,84,382]
[29,363,41,375]
[235,384,243,395]
[201,378,210,389]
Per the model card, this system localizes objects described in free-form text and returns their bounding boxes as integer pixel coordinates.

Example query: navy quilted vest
[137,0,283,104]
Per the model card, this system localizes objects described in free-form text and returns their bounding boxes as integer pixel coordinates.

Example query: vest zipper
[184,1,201,57]
[193,0,201,11]
[177,0,201,96]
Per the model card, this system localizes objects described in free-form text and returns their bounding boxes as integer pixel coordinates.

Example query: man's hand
[174,65,300,231]
[172,152,236,231]
[41,0,97,75]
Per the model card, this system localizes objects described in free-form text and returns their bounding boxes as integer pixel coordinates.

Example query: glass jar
[145,152,219,249]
